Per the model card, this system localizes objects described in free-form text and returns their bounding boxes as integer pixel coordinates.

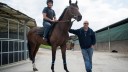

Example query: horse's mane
[58,7,68,21]
[50,7,68,35]
[58,4,78,21]
[51,4,78,33]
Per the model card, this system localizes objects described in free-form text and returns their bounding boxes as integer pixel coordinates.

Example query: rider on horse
[42,0,57,41]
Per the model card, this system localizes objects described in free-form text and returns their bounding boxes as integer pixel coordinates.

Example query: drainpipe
[108,27,111,52]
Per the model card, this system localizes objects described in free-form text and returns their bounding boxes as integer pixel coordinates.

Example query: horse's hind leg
[32,44,40,71]
[27,41,37,71]
[30,44,37,71]
[60,45,69,72]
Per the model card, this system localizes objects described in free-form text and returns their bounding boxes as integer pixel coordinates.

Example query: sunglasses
[84,23,88,24]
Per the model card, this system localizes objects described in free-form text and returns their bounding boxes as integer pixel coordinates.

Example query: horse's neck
[56,13,72,33]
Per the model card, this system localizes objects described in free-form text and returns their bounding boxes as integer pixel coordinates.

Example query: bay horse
[27,0,82,72]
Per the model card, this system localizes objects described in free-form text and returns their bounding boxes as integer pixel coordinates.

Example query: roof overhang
[0,2,37,29]
[95,18,128,33]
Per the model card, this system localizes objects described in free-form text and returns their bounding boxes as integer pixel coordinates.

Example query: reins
[55,19,76,23]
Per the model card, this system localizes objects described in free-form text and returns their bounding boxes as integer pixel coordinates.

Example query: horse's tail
[27,41,33,61]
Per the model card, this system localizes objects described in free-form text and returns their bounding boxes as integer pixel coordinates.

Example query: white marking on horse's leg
[33,63,36,68]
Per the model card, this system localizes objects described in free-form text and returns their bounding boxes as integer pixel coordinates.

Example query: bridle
[56,19,75,23]
[55,5,78,24]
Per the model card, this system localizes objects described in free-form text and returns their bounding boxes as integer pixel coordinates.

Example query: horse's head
[67,0,82,21]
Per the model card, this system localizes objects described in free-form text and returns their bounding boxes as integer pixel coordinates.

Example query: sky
[0,0,128,32]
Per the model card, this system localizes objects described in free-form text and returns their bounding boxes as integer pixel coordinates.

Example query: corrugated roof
[96,18,128,33]
[0,2,37,28]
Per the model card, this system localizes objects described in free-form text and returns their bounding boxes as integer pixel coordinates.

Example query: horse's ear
[75,0,78,5]
[69,0,71,5]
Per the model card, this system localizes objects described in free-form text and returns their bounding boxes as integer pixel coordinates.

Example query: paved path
[0,48,128,72]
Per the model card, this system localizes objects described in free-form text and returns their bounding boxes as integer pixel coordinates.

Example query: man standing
[69,20,96,72]
[42,0,57,41]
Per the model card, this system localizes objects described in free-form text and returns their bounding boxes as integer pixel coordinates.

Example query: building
[68,18,128,52]
[95,18,128,53]
[0,2,36,66]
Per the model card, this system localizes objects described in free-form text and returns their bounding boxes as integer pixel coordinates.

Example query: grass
[40,44,51,49]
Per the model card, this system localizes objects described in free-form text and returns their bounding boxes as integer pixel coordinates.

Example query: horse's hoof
[51,68,55,72]
[51,64,54,71]
[65,69,69,72]
[51,69,55,72]
[33,68,38,71]
[64,69,69,72]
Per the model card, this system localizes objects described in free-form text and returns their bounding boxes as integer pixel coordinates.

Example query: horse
[27,0,82,72]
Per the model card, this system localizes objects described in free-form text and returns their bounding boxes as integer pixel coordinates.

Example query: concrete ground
[0,48,128,72]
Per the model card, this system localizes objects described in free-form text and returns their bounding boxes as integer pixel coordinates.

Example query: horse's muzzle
[77,15,82,21]
[73,14,82,22]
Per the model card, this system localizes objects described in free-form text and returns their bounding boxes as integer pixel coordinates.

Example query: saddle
[37,23,57,41]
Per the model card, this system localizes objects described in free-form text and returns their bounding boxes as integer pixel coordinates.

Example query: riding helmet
[47,0,53,4]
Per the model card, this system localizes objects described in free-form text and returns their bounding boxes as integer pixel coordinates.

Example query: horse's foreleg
[61,45,69,72]
[51,45,57,72]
